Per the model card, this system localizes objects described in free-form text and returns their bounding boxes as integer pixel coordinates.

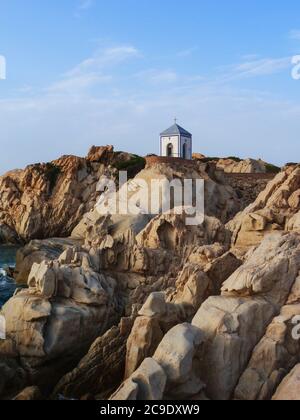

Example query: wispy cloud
[47,45,140,94]
[217,56,291,82]
[136,69,178,85]
[68,46,140,76]
[177,47,198,58]
[75,0,95,17]
[289,29,300,40]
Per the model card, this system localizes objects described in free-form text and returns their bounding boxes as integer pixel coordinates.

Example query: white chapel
[160,121,192,160]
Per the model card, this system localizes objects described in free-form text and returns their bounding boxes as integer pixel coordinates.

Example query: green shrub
[226,156,242,162]
[265,163,281,174]
[114,155,146,178]
[200,157,220,163]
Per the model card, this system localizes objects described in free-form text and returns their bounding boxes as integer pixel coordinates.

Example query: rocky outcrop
[111,357,167,401]
[115,232,300,402]
[152,323,204,399]
[235,276,300,401]
[223,173,276,209]
[228,165,300,247]
[0,202,232,399]
[125,314,164,380]
[217,158,268,174]
[0,146,140,244]
[1,146,297,401]
[192,233,300,400]
[124,248,241,379]
[125,293,186,378]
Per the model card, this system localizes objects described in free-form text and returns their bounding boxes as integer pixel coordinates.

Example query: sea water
[0,245,18,307]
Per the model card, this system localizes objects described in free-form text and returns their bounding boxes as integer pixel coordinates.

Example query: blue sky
[0,0,300,174]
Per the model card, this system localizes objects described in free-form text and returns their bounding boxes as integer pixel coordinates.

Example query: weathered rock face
[125,315,164,380]
[136,214,230,253]
[192,233,300,400]
[14,238,82,284]
[272,364,300,400]
[13,386,42,401]
[223,173,276,209]
[2,147,297,401]
[235,301,300,401]
[1,198,233,399]
[228,165,300,248]
[125,292,187,378]
[52,316,135,400]
[111,357,167,401]
[0,246,121,392]
[0,146,141,244]
[115,228,300,403]
[217,158,268,174]
[70,210,232,312]
[75,159,241,237]
[235,269,300,401]
[0,358,27,399]
[193,155,273,175]
[124,246,241,379]
[112,324,204,401]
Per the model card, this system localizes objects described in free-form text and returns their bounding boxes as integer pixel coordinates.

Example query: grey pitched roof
[160,124,192,137]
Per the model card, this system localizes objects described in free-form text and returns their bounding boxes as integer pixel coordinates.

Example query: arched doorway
[182,143,187,159]
[167,143,173,157]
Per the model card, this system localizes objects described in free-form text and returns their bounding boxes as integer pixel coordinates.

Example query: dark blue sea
[0,245,19,307]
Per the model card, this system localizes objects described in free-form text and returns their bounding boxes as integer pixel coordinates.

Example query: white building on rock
[160,121,192,160]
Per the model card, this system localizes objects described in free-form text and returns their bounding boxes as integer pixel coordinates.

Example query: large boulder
[113,323,204,401]
[125,292,186,378]
[228,165,300,247]
[0,246,120,393]
[136,214,231,252]
[235,275,300,400]
[125,316,164,380]
[153,323,204,399]
[14,238,82,284]
[217,158,268,174]
[110,358,167,401]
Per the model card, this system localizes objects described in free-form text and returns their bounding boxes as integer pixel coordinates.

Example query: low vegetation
[114,155,146,178]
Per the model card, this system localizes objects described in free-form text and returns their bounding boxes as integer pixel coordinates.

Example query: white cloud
[78,0,94,10]
[46,45,139,94]
[74,0,95,17]
[177,47,198,58]
[67,46,140,76]
[47,74,112,94]
[234,57,290,76]
[217,56,291,82]
[289,29,300,40]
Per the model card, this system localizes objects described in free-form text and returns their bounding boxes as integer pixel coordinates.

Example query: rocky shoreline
[1,147,299,401]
